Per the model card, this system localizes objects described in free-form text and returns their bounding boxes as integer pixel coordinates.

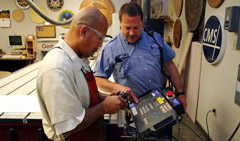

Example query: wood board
[174,0,183,17]
[185,0,205,31]
[207,0,224,8]
[173,19,182,48]
[184,42,202,122]
[176,32,193,74]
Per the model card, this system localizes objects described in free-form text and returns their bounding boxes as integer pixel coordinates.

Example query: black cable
[173,115,203,141]
[123,118,204,141]
[177,122,181,138]
[228,121,240,141]
[181,121,203,141]
[144,26,168,89]
[172,136,181,141]
[172,122,181,141]
[105,35,113,38]
[206,110,211,141]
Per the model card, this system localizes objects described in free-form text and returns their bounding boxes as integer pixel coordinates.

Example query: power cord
[228,121,240,141]
[172,116,204,141]
[206,109,216,141]
[181,121,203,141]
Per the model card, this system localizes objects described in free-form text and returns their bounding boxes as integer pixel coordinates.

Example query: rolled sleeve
[162,42,175,63]
[55,109,85,135]
[154,32,175,63]
[94,47,114,79]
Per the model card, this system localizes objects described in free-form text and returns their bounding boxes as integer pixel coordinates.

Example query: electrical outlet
[212,108,217,116]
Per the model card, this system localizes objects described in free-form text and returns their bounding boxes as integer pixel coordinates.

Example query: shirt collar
[120,30,143,45]
[55,37,90,72]
[55,37,78,60]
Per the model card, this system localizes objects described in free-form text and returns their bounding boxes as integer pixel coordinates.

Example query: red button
[167,91,173,97]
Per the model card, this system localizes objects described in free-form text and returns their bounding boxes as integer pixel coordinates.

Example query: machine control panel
[128,88,184,135]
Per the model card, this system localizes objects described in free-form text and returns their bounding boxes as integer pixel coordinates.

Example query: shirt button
[149,80,152,83]
[145,68,147,70]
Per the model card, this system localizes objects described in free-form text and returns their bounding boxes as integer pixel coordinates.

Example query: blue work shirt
[94,30,175,97]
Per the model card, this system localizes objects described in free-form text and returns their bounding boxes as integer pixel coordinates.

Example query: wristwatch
[175,91,185,97]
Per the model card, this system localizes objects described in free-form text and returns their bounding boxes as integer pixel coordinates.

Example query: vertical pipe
[142,0,151,26]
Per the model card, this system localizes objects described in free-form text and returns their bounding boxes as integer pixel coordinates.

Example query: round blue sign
[58,10,74,28]
[202,15,226,64]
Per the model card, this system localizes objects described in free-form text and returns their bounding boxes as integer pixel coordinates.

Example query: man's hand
[101,95,127,114]
[125,89,138,103]
[113,84,138,103]
[178,95,187,109]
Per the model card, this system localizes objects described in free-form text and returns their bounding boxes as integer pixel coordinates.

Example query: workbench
[0,59,122,141]
[0,56,35,72]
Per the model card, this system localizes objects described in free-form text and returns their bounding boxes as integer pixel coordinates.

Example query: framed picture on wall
[15,0,33,10]
[36,25,56,38]
[0,10,11,28]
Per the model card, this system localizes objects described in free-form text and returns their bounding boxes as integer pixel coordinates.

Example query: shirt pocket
[151,44,160,56]
[113,57,132,78]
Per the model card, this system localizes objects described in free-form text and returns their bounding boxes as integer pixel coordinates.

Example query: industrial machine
[119,88,184,140]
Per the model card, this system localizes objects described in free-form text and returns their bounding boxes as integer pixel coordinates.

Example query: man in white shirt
[37,7,137,141]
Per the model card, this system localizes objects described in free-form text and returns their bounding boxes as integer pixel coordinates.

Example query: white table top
[0,59,119,123]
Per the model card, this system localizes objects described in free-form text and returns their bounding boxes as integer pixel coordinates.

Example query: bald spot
[64,7,108,58]
[71,7,108,30]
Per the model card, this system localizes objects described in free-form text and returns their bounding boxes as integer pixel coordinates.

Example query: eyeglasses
[86,25,105,41]
[79,24,105,41]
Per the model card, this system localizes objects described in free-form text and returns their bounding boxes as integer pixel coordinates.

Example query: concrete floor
[172,113,207,141]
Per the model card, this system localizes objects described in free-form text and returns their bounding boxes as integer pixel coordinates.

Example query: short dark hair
[119,2,143,22]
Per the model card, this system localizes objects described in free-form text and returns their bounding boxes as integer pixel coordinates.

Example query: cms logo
[202,15,225,64]
[203,27,220,44]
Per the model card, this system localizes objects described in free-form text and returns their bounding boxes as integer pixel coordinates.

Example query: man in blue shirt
[94,2,187,109]
[94,2,187,140]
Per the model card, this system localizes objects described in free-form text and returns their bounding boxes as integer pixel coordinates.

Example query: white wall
[198,1,240,140]
[0,0,129,53]
[167,0,240,141]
